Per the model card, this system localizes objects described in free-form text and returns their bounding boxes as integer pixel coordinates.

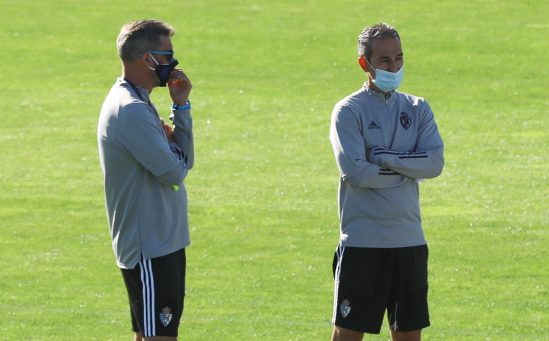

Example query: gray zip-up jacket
[330,83,444,248]
[97,78,193,269]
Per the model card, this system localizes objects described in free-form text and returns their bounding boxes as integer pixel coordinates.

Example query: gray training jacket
[97,78,193,269]
[330,83,444,248]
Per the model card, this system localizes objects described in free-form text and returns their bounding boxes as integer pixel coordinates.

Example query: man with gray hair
[97,19,193,340]
[330,23,444,341]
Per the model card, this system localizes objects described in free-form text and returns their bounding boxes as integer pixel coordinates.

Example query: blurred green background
[0,0,547,339]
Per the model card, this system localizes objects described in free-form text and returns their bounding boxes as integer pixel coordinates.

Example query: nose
[387,60,399,73]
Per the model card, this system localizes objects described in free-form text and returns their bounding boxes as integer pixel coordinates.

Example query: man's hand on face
[167,69,192,105]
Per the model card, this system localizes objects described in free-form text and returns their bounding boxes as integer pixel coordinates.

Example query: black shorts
[332,245,430,334]
[121,248,186,337]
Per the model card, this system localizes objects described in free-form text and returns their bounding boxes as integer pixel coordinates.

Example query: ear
[145,52,153,64]
[358,56,368,71]
[143,52,159,65]
[138,52,149,66]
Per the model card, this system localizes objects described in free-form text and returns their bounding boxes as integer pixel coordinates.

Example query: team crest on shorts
[400,112,411,130]
[160,307,173,327]
[340,299,351,318]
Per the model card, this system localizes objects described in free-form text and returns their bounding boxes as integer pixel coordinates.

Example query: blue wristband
[172,100,191,111]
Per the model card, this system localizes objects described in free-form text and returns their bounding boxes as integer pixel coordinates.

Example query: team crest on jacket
[160,307,173,327]
[400,112,411,130]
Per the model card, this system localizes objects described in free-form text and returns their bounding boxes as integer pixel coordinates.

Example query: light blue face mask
[370,62,404,92]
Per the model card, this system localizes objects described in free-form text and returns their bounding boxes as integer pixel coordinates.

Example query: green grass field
[1,0,547,339]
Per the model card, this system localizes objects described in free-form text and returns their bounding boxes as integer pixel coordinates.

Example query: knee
[332,326,363,341]
[391,329,422,341]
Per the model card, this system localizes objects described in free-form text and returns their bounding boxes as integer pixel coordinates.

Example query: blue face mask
[370,62,404,92]
[148,52,179,87]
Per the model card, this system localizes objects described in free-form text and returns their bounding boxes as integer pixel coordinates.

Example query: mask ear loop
[146,53,160,71]
[367,59,378,72]
[359,56,377,80]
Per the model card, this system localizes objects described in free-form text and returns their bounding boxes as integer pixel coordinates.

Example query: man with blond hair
[98,19,193,340]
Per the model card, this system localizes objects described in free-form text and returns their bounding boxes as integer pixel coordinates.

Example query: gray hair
[357,23,400,60]
[116,19,175,62]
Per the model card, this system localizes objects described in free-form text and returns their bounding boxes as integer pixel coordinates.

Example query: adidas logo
[368,121,380,129]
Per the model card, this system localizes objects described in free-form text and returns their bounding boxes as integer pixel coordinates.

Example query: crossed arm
[330,104,444,189]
